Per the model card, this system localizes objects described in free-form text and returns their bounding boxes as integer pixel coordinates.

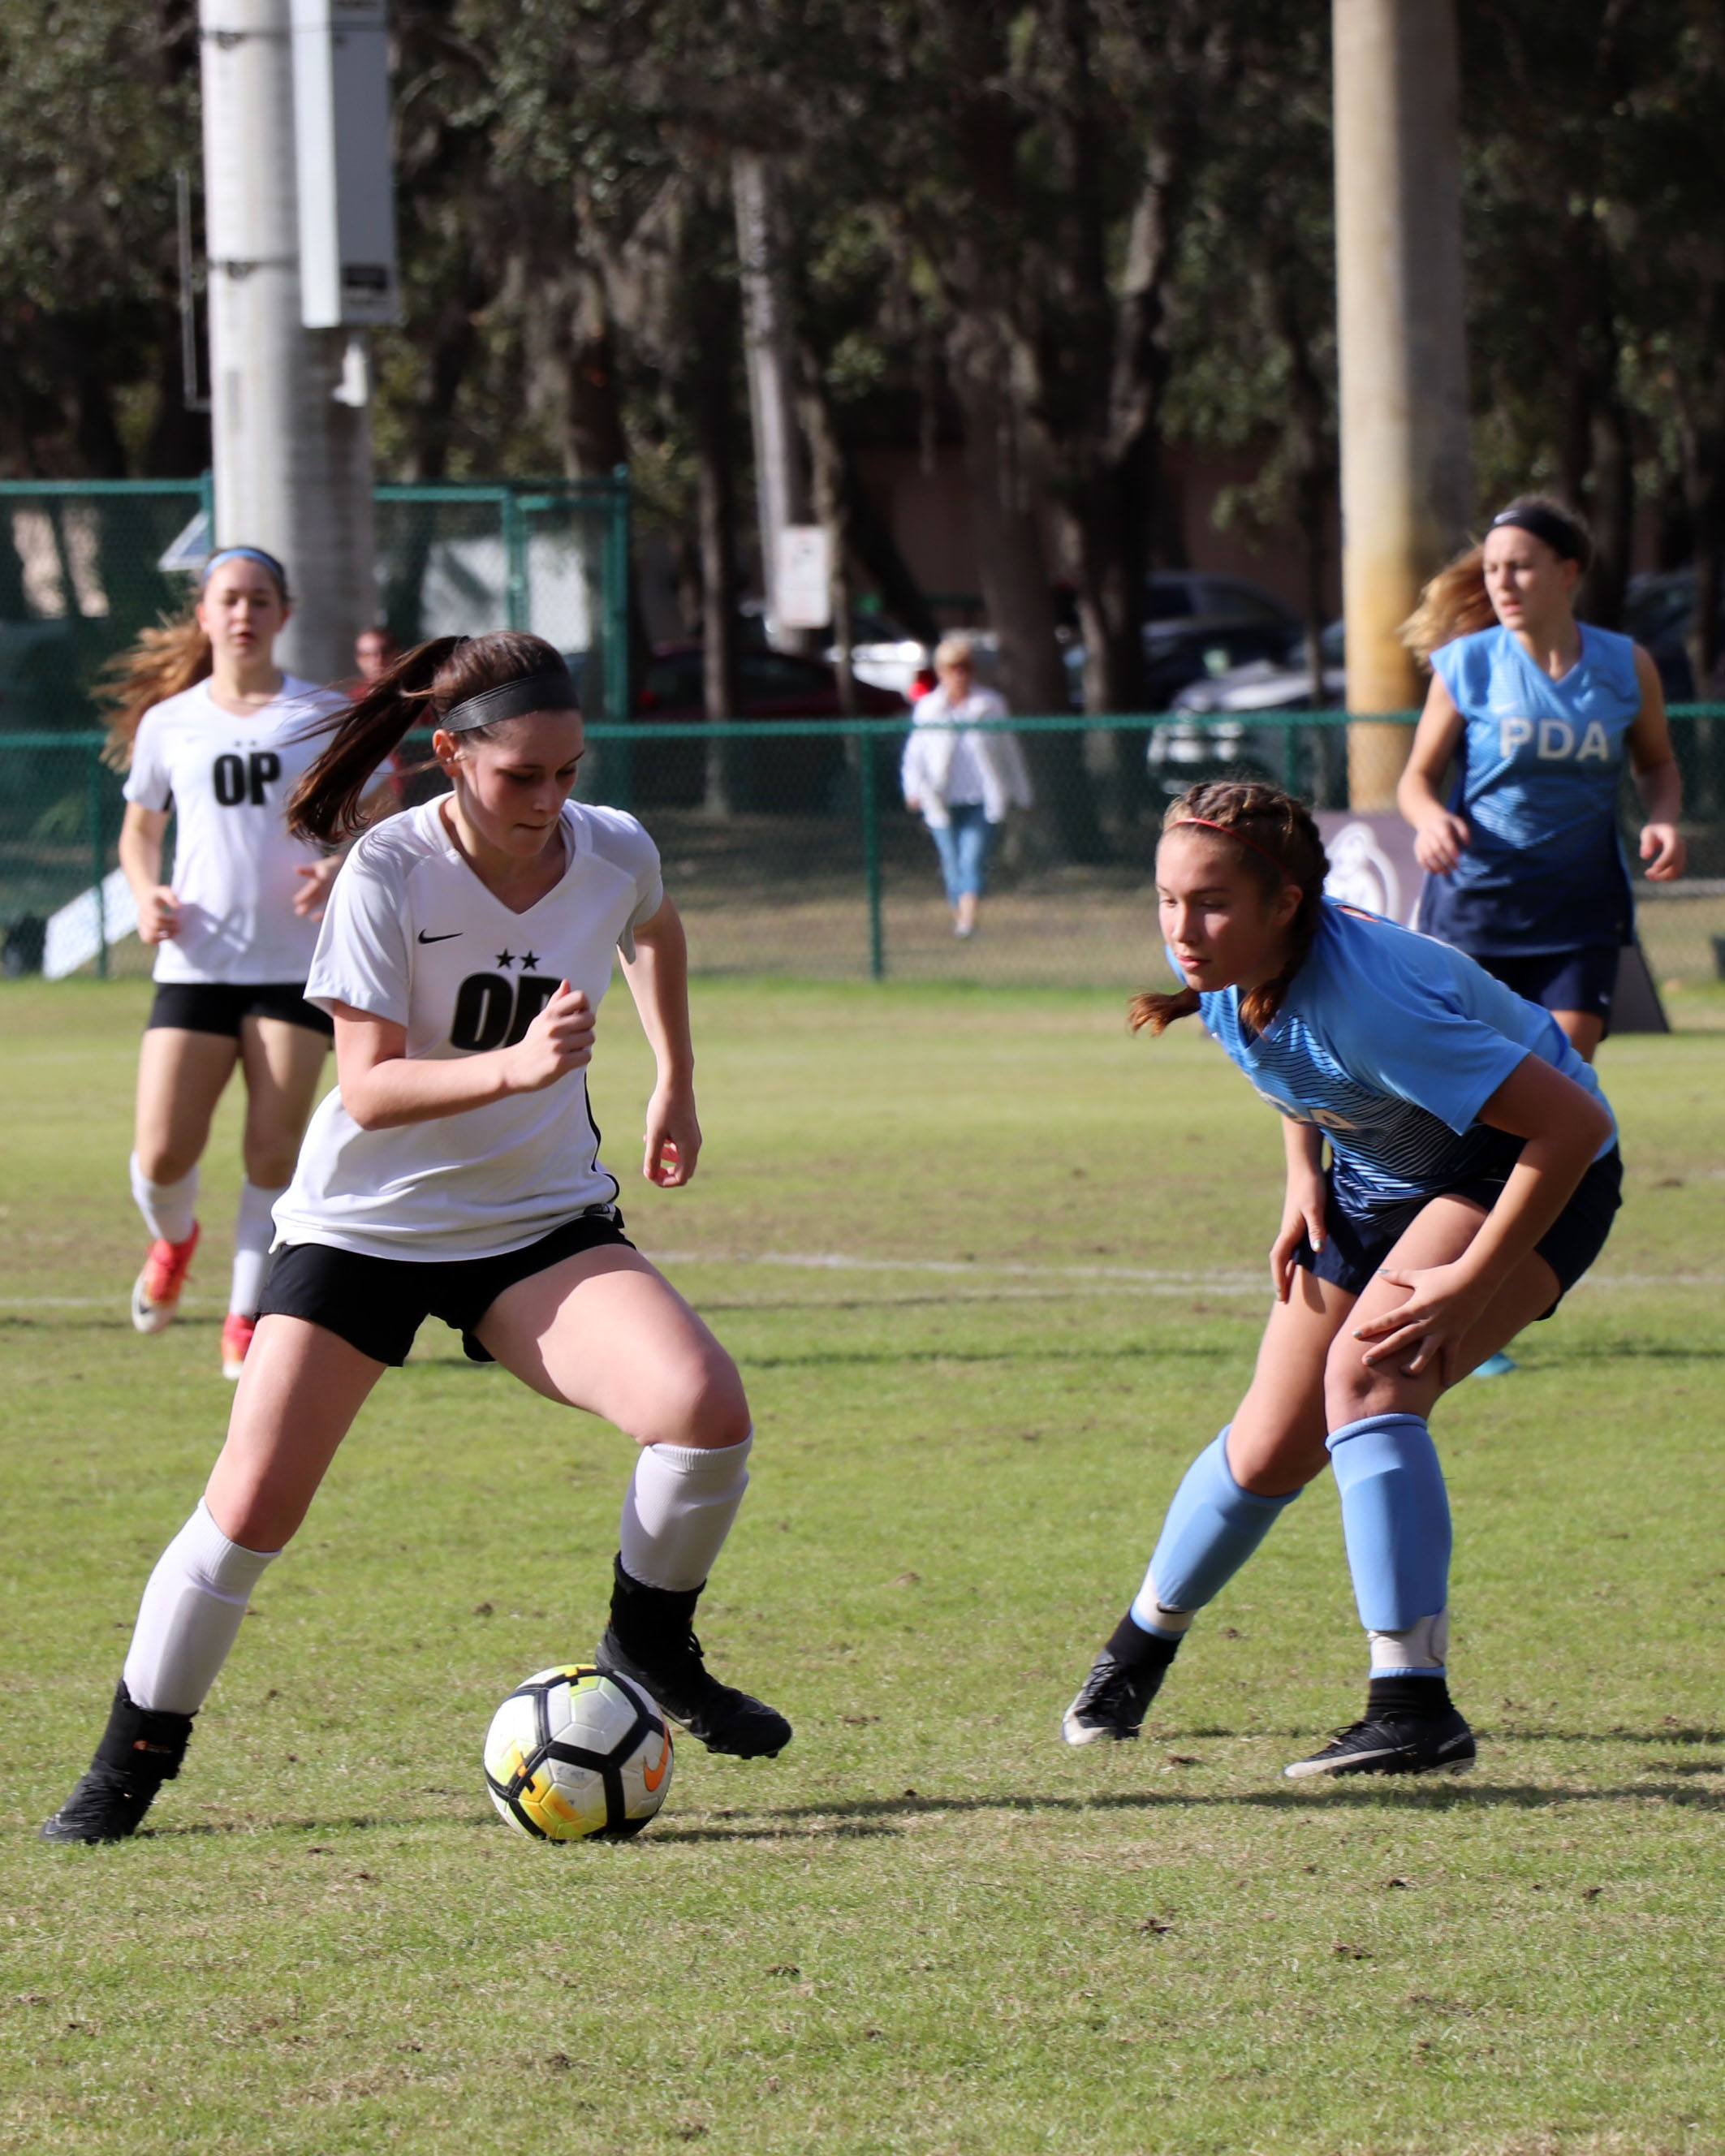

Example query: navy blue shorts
[259,1208,634,1366]
[1294,1143,1622,1317]
[1473,946,1619,1023]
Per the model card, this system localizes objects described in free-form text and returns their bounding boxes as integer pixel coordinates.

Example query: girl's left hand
[1352,1260,1493,1379]
[643,1084,702,1187]
[1639,821,1686,881]
[293,857,343,917]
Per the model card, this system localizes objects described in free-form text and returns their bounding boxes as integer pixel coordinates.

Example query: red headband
[1169,817,1296,882]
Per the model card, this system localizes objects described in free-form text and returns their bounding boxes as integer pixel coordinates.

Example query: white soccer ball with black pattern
[483,1664,674,1842]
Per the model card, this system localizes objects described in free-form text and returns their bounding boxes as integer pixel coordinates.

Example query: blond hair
[934,634,976,672]
[99,616,213,770]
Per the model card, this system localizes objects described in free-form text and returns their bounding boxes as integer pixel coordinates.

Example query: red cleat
[221,1311,256,1381]
[130,1223,201,1335]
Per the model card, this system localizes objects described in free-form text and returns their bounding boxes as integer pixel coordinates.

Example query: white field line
[1,1251,1719,1313]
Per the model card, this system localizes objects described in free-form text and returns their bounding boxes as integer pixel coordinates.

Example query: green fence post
[860,729,884,981]
[502,492,529,631]
[88,741,108,980]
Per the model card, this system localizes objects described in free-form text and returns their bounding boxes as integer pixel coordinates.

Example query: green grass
[2,977,1723,2156]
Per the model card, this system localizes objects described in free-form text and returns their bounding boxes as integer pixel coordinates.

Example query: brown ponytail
[287,628,569,843]
[1401,493,1594,666]
[99,617,213,769]
[1130,779,1330,1037]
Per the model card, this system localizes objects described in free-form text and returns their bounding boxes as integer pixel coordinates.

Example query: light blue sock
[1326,1412,1451,1674]
[1130,1429,1301,1639]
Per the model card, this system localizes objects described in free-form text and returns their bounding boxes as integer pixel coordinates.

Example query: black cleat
[596,1557,791,1760]
[1283,1706,1476,1781]
[40,1682,193,1843]
[41,1761,166,1844]
[1061,1649,1167,1745]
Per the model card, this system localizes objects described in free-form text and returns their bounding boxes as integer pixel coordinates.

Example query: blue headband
[202,545,288,590]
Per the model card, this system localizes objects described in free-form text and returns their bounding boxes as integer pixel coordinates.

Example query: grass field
[3,976,1723,2155]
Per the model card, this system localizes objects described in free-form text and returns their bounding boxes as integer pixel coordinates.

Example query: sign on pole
[775,524,832,631]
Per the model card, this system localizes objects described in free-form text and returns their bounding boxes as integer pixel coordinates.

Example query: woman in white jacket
[900,636,1033,937]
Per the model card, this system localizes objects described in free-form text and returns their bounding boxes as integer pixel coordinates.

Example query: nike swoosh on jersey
[416,929,462,943]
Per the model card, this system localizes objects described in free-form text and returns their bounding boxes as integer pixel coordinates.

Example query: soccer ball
[483,1664,674,1842]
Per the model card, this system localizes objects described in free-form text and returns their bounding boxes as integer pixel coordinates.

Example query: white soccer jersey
[123,676,350,985]
[274,796,665,1260]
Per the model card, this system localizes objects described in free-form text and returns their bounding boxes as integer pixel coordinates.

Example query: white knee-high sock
[130,1153,199,1245]
[123,1500,281,1714]
[619,1434,753,1592]
[230,1180,286,1318]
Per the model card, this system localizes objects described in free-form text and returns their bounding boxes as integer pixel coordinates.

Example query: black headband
[440,667,579,733]
[1491,505,1585,562]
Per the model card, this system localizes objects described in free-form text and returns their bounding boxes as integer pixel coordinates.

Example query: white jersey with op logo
[122,675,351,985]
[274,796,664,1261]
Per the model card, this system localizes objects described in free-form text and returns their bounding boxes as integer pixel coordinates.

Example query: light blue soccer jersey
[1188,901,1616,1220]
[1420,623,1640,955]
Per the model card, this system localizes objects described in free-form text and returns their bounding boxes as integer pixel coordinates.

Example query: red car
[627,644,907,812]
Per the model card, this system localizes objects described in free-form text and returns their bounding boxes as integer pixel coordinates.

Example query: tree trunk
[1581,393,1633,630]
[691,270,744,814]
[948,312,1106,863]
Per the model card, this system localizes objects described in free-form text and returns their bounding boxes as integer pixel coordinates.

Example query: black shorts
[258,1208,635,1367]
[1295,1143,1622,1317]
[1473,946,1619,1024]
[147,981,334,1040]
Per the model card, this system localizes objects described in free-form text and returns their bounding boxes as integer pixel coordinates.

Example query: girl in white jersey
[109,546,351,1379]
[1061,782,1619,1780]
[44,632,790,1843]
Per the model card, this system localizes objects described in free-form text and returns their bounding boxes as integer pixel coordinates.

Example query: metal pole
[200,0,376,683]
[502,489,528,630]
[731,150,815,653]
[1332,0,1473,808]
[860,731,884,981]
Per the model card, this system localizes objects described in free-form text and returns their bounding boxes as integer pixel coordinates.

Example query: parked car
[625,643,908,810]
[1148,621,1347,796]
[1063,574,1305,712]
[1619,571,1725,700]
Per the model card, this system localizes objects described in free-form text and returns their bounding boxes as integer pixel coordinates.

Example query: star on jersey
[495,949,516,968]
[520,950,541,970]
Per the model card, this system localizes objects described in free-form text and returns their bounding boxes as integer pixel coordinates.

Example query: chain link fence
[5,711,1723,998]
[0,476,632,735]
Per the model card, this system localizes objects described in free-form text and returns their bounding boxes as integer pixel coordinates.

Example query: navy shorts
[147,981,334,1040]
[1473,946,1619,1023]
[258,1208,634,1366]
[1295,1143,1622,1317]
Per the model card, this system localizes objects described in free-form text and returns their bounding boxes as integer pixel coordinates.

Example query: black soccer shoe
[1061,1614,1183,1746]
[596,1557,791,1760]
[1283,1706,1476,1781]
[40,1683,193,1843]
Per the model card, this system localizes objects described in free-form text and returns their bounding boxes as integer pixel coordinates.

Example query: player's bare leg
[477,1246,790,1758]
[41,1319,383,1843]
[129,1027,237,1332]
[222,1016,330,1377]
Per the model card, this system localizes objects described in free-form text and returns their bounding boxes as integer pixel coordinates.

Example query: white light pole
[199,0,395,683]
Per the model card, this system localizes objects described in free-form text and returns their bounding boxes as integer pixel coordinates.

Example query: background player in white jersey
[1061,782,1619,1779]
[1398,494,1686,1066]
[107,546,353,1379]
[43,632,790,1843]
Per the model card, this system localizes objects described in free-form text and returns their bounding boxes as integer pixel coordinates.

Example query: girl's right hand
[1412,809,1472,875]
[1270,1174,1327,1301]
[139,886,182,944]
[507,981,595,1093]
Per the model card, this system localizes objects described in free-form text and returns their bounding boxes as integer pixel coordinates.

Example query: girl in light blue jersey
[1063,780,1620,1779]
[1399,495,1685,1065]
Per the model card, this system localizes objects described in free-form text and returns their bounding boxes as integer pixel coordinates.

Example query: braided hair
[1130,780,1330,1037]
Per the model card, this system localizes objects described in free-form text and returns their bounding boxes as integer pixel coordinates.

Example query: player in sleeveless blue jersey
[1062,781,1621,1779]
[1399,495,1686,1067]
